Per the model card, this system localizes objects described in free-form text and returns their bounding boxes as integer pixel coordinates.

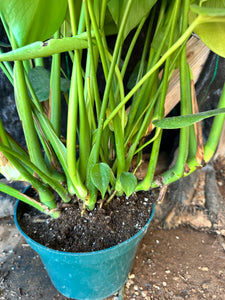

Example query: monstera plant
[0,0,224,216]
[0,0,225,298]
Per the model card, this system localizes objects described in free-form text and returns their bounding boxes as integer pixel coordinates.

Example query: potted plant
[0,0,225,299]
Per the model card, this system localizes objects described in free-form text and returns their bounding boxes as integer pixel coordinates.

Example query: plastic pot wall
[14,200,155,300]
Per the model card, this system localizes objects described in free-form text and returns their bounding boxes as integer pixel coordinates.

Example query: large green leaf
[153,108,225,129]
[107,0,157,40]
[28,66,70,102]
[0,0,68,46]
[189,1,225,57]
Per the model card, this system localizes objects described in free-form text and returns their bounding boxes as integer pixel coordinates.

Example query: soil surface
[17,191,154,252]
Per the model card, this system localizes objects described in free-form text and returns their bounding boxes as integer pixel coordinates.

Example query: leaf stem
[104,17,202,128]
[136,0,182,191]
[14,60,52,175]
[0,183,60,218]
[50,31,61,137]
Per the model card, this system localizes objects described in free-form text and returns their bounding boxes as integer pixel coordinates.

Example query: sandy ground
[1,214,225,300]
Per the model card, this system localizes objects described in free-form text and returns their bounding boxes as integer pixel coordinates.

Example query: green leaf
[0,0,68,46]
[119,172,137,197]
[189,1,225,57]
[104,7,118,35]
[28,66,70,101]
[61,77,70,93]
[91,163,111,199]
[153,108,225,129]
[107,0,157,40]
[0,35,89,62]
[28,67,50,101]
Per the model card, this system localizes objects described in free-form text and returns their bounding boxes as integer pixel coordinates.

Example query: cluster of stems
[0,0,225,217]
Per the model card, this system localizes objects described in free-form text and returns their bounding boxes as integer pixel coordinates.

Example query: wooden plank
[164,35,210,116]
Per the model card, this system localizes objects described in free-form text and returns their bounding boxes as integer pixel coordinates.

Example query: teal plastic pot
[14,200,155,300]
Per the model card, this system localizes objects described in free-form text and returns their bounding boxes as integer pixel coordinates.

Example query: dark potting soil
[18,190,154,253]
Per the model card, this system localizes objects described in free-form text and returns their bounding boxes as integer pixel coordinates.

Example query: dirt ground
[118,228,225,300]
[0,217,225,300]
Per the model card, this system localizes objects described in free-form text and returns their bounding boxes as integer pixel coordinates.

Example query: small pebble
[202,283,208,290]
[153,284,160,290]
[142,291,147,297]
[198,266,209,272]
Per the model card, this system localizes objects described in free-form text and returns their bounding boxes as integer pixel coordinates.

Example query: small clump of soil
[18,190,154,253]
